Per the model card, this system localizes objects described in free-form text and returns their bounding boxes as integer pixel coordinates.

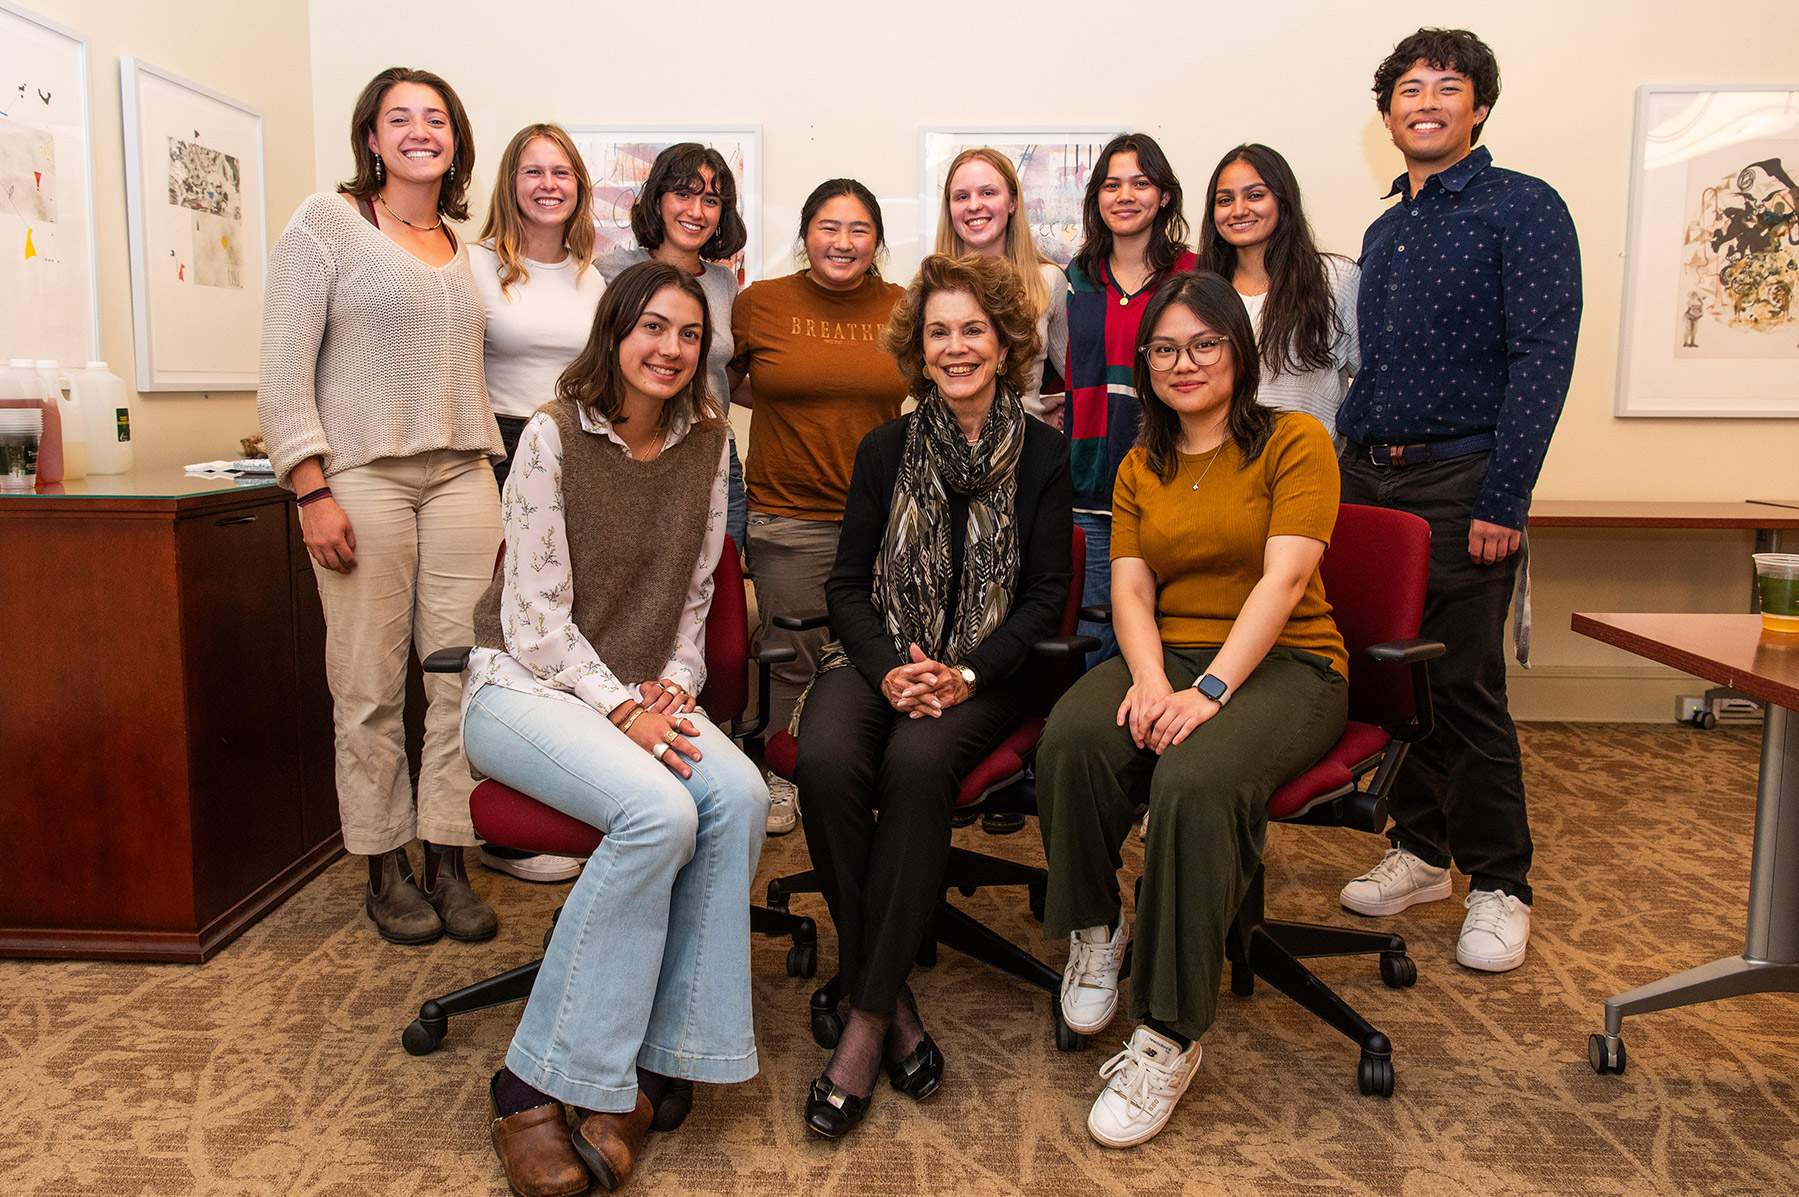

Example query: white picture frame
[1616,85,1799,417]
[120,57,266,392]
[0,1,100,368]
[918,126,1125,269]
[567,126,762,285]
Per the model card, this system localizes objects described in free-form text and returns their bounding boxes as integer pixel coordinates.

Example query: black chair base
[1224,865,1414,1097]
[399,903,818,1056]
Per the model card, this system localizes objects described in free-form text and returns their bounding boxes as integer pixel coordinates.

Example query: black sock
[494,1067,556,1117]
[1144,1017,1191,1050]
[636,1066,670,1107]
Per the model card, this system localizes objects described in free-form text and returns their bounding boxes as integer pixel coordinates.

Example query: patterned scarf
[872,386,1026,663]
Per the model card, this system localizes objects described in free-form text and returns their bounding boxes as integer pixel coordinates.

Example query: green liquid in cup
[1759,573,1799,633]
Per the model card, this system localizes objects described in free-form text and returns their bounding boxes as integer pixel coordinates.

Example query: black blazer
[825,412,1074,694]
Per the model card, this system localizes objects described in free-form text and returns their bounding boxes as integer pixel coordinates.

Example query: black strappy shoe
[804,1075,871,1139]
[886,1034,945,1100]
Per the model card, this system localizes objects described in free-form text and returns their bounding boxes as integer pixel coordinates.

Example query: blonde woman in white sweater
[257,66,503,947]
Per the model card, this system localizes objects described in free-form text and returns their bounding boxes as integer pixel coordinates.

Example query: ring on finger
[661,728,679,746]
[652,742,670,760]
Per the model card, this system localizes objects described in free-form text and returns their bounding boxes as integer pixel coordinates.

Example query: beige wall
[28,0,315,471]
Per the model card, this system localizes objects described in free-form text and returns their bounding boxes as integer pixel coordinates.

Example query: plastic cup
[1754,553,1799,634]
[0,408,42,492]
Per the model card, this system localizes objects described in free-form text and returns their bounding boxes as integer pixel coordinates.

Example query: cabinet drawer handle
[215,515,258,526]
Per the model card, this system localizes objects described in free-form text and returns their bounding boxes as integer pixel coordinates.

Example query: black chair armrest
[757,645,799,666]
[1034,634,1102,659]
[1078,604,1113,624]
[1364,637,1445,665]
[772,612,831,632]
[422,646,473,673]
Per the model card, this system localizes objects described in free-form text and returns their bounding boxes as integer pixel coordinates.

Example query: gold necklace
[376,192,444,232]
[1179,445,1226,491]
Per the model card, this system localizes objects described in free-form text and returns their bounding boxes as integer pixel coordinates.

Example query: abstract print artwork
[1618,86,1799,416]
[121,58,265,390]
[919,128,1125,269]
[568,127,762,285]
[0,2,99,366]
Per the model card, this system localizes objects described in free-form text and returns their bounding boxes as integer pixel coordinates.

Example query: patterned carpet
[3,723,1795,1196]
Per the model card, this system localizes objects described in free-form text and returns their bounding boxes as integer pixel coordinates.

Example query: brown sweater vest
[473,398,725,688]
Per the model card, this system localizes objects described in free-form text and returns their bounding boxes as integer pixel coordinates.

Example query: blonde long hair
[934,147,1050,319]
[478,123,595,296]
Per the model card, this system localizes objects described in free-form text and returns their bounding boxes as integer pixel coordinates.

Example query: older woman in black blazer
[792,253,1073,1138]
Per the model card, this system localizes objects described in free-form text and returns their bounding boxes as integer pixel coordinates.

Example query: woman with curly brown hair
[792,253,1072,1139]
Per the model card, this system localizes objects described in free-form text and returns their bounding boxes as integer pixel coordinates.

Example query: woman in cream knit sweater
[256,66,503,947]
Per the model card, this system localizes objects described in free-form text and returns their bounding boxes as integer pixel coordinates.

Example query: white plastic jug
[71,361,133,475]
[37,359,85,479]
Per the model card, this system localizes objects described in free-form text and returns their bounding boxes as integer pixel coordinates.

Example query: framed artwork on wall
[120,57,266,392]
[567,126,762,285]
[918,127,1125,269]
[0,1,100,368]
[1616,85,1799,417]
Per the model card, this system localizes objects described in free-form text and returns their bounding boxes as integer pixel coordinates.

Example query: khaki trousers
[743,511,841,738]
[314,450,502,854]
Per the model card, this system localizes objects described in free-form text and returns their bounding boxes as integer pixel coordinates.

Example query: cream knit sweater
[257,192,501,488]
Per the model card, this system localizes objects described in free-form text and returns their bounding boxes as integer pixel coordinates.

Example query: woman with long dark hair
[258,66,502,946]
[1063,133,1195,663]
[464,260,767,1195]
[1037,270,1347,1148]
[1196,144,1358,446]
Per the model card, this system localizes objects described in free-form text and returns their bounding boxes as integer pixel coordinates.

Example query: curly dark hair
[1373,28,1501,145]
[880,254,1042,399]
[629,143,748,263]
[340,67,475,221]
[1132,271,1271,483]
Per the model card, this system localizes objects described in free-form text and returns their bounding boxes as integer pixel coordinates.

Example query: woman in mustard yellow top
[1035,270,1348,1149]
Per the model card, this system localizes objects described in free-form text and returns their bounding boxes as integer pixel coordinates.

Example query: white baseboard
[1506,663,1711,723]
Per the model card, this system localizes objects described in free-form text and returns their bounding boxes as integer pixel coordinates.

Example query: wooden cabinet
[0,472,342,961]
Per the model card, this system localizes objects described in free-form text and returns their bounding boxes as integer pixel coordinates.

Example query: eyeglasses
[1141,336,1231,371]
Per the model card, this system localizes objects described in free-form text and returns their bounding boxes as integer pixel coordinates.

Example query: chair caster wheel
[1027,881,1046,923]
[764,881,790,913]
[1357,1051,1394,1097]
[787,943,817,978]
[1053,1008,1087,1052]
[812,1007,846,1050]
[1588,1033,1627,1075]
[401,1017,445,1057]
[1380,952,1417,989]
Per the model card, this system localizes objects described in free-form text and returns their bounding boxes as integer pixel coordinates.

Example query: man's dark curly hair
[1373,28,1501,145]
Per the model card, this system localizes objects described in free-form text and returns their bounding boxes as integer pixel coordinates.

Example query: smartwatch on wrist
[1193,673,1230,704]
[957,665,978,695]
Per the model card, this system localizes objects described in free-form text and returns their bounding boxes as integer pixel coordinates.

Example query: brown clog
[489,1081,589,1197]
[570,1092,654,1192]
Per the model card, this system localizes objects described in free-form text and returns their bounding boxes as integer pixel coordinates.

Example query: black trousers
[1338,449,1534,903]
[794,663,1030,1015]
[492,415,530,490]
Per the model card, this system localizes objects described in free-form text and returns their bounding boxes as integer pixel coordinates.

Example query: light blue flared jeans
[462,682,770,1111]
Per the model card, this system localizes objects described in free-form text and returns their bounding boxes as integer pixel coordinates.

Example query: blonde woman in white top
[935,147,1071,427]
[257,66,503,947]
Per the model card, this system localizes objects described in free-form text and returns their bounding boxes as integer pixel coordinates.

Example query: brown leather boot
[423,843,499,942]
[489,1073,590,1197]
[571,1093,653,1192]
[365,847,443,944]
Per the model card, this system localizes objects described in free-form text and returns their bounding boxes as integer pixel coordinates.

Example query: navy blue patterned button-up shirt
[1336,146,1582,529]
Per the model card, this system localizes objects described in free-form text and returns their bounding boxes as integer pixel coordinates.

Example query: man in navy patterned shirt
[1335,28,1582,973]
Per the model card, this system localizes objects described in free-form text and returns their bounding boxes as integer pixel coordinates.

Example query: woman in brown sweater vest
[460,261,768,1197]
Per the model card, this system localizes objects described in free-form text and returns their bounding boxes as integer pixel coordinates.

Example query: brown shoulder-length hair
[1132,270,1271,483]
[339,67,475,221]
[1196,143,1346,377]
[1071,133,1189,289]
[556,260,724,433]
[630,143,748,263]
[478,124,596,296]
[880,254,1042,398]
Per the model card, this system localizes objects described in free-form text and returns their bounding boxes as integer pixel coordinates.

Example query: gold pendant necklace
[1179,445,1225,491]
[376,192,444,232]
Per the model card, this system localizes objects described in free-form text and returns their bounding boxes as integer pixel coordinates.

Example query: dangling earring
[373,155,384,185]
[448,161,456,183]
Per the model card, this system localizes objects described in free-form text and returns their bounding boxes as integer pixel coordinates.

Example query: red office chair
[760,527,1101,1051]
[400,536,817,1056]
[1217,503,1443,1097]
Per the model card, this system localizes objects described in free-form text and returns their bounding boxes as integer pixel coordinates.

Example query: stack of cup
[0,406,43,492]
[1754,553,1799,634]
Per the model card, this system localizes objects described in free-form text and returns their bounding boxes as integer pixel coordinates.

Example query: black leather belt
[1352,432,1496,467]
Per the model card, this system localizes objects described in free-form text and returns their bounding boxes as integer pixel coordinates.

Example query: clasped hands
[1117,674,1220,755]
[880,643,970,719]
[609,677,701,778]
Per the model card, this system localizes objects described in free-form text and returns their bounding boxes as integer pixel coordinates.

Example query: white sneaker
[1340,847,1453,916]
[1087,1025,1202,1148]
[477,848,584,883]
[1457,889,1530,972]
[765,775,799,835]
[1060,910,1130,1034]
